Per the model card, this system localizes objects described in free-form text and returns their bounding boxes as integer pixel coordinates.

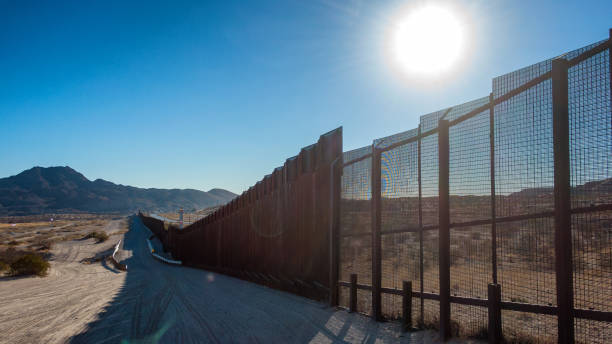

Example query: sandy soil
[0,217,479,344]
[0,229,127,344]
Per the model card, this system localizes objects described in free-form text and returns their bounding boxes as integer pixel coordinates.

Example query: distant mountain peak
[17,165,89,181]
[0,166,236,216]
[207,188,238,201]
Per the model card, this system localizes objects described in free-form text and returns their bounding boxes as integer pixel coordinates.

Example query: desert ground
[0,215,480,344]
[0,214,125,251]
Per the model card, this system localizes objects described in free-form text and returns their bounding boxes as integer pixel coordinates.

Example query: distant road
[149,213,195,226]
[1,217,452,344]
[148,213,177,223]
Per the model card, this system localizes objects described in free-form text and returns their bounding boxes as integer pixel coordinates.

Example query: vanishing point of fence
[140,29,611,344]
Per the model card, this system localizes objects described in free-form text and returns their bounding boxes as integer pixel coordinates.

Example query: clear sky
[1,0,610,194]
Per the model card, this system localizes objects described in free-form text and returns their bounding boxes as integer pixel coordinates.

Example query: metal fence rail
[339,31,611,343]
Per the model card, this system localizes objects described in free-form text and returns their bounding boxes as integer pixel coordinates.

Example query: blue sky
[0,0,610,194]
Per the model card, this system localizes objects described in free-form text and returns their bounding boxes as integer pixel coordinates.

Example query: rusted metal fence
[140,128,343,301]
[339,32,611,343]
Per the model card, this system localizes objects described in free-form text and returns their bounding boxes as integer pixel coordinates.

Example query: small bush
[0,260,9,273]
[86,231,109,243]
[10,254,50,277]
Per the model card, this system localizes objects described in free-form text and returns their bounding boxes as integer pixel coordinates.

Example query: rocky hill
[0,166,237,215]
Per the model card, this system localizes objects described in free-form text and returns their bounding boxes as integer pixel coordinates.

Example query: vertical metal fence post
[350,274,358,313]
[418,125,424,327]
[438,119,451,340]
[552,57,574,344]
[488,92,502,343]
[329,152,342,306]
[403,280,413,332]
[489,92,498,285]
[329,174,339,306]
[371,145,383,321]
[488,283,502,343]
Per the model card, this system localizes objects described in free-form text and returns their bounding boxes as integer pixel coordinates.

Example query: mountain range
[0,166,237,216]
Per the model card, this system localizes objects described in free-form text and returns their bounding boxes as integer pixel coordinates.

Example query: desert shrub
[86,231,109,243]
[0,260,9,273]
[0,248,27,263]
[10,254,50,276]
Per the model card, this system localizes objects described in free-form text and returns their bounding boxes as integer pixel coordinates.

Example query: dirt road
[0,217,462,344]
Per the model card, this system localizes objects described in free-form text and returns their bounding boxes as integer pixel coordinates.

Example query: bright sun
[392,5,464,76]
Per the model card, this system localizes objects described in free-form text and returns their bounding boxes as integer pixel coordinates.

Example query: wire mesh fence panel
[381,140,420,233]
[449,225,491,337]
[340,148,372,313]
[493,73,557,341]
[494,80,555,218]
[357,289,373,316]
[423,299,440,329]
[380,232,421,321]
[339,235,372,284]
[420,134,439,227]
[497,217,557,341]
[449,110,492,224]
[574,318,612,344]
[568,44,611,209]
[420,110,448,133]
[374,128,418,150]
[446,109,493,338]
[568,46,612,343]
[378,139,422,320]
[341,156,372,236]
[450,304,488,339]
[419,133,440,326]
[572,211,612,342]
[339,285,350,311]
[445,97,490,122]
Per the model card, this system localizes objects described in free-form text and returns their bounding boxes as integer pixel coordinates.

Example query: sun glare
[392,5,464,77]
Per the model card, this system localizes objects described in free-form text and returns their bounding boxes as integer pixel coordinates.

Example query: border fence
[140,30,611,343]
[141,128,343,301]
[339,32,611,343]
